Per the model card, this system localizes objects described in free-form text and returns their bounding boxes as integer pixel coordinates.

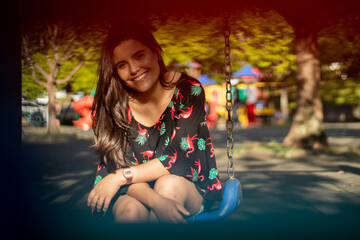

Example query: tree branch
[52,64,61,80]
[55,58,85,85]
[34,62,51,80]
[51,43,60,64]
[60,43,77,63]
[45,52,55,75]
[62,34,76,57]
[21,34,33,66]
[31,67,48,89]
[48,24,61,66]
[62,45,91,65]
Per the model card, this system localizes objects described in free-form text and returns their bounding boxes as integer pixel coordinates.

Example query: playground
[21,123,360,239]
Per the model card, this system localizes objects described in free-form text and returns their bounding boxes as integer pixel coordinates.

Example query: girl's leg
[149,174,203,222]
[112,194,149,223]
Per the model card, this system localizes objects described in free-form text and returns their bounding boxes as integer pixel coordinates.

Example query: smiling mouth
[133,72,148,82]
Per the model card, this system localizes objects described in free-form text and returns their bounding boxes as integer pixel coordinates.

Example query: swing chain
[223,12,235,179]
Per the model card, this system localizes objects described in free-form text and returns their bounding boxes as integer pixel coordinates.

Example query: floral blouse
[95,73,222,202]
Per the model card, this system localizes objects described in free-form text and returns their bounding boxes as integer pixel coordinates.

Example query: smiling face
[113,39,161,94]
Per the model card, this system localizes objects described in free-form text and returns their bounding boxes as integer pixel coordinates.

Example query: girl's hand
[87,171,126,214]
[151,195,190,223]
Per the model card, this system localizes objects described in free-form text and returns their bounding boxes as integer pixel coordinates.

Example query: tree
[22,20,101,134]
[22,67,45,99]
[66,60,99,94]
[231,9,296,121]
[318,14,360,106]
[318,14,360,80]
[151,15,225,76]
[232,10,296,75]
[282,27,328,148]
[275,1,360,148]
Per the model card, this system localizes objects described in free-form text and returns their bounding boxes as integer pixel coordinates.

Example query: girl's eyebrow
[114,49,145,67]
[134,49,145,55]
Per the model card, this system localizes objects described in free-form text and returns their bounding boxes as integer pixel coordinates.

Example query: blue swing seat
[186,178,243,222]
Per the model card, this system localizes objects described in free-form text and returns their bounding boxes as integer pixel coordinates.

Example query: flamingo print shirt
[126,73,222,201]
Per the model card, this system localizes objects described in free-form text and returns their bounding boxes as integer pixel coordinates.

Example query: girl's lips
[133,72,148,82]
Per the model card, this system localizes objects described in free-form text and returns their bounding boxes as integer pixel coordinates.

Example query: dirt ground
[20,123,360,239]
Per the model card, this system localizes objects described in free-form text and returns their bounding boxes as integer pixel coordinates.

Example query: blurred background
[20,0,360,148]
[10,0,360,239]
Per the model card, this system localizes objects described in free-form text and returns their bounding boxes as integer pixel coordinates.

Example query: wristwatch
[123,168,134,181]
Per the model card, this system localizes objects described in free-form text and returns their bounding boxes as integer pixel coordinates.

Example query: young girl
[87,20,222,223]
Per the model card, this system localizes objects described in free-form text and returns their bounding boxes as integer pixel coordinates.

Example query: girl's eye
[117,63,127,69]
[135,53,144,60]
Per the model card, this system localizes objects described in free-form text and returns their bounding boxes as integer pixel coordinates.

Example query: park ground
[20,123,360,239]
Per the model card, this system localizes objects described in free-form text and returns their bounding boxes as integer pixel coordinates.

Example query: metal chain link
[223,12,235,179]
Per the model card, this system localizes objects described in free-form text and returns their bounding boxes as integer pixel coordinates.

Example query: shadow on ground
[20,127,360,239]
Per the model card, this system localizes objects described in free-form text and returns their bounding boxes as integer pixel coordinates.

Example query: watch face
[123,168,133,179]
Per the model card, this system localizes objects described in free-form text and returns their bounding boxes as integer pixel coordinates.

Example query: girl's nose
[129,61,140,75]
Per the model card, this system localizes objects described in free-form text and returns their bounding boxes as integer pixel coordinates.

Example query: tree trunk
[47,84,60,135]
[283,31,328,149]
[280,82,288,124]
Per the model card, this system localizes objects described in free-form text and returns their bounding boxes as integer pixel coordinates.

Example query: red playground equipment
[72,95,94,131]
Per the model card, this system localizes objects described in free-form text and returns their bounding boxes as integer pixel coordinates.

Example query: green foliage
[319,15,360,62]
[321,79,360,105]
[150,10,296,82]
[231,10,296,79]
[22,21,103,99]
[211,73,226,85]
[318,15,360,105]
[59,57,99,94]
[56,44,100,93]
[22,53,47,99]
[318,14,360,78]
[22,12,359,105]
[151,15,224,75]
[22,51,99,97]
[22,67,44,99]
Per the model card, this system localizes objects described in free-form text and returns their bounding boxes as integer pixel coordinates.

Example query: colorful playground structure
[72,95,94,131]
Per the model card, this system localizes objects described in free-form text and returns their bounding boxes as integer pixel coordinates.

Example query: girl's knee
[113,199,148,223]
[154,175,187,202]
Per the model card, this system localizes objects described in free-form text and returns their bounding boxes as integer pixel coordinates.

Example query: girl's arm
[115,158,169,184]
[88,158,169,214]
[126,182,159,207]
[88,162,189,222]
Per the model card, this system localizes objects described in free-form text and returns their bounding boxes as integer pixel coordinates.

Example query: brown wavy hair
[92,20,168,172]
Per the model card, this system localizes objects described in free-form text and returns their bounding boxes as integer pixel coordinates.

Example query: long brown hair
[92,20,168,172]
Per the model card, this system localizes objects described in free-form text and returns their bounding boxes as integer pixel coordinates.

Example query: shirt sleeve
[94,163,130,194]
